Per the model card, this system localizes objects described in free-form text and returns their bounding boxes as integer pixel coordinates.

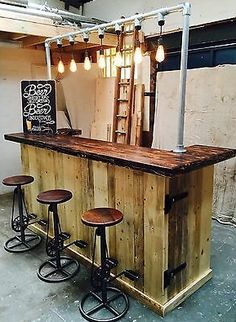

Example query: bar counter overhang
[5,133,236,316]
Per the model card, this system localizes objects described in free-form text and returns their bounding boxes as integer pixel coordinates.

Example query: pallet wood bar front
[5,133,236,316]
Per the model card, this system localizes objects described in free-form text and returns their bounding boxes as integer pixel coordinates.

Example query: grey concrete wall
[84,0,236,34]
[152,65,236,221]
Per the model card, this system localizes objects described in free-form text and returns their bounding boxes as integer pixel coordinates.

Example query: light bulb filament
[70,58,77,72]
[156,44,165,63]
[98,49,106,69]
[58,59,65,73]
[84,51,92,70]
[134,46,142,64]
[115,50,122,67]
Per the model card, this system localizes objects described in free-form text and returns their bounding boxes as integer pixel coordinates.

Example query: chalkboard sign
[21,80,56,134]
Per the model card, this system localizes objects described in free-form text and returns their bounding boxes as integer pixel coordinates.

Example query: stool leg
[79,224,129,322]
[37,203,80,283]
[17,185,26,243]
[52,203,62,269]
[4,185,42,253]
[100,226,107,303]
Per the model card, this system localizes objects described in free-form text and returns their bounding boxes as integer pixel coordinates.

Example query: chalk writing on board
[21,80,56,134]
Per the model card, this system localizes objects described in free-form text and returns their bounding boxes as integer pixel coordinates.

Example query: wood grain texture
[21,144,217,315]
[166,166,214,299]
[6,133,236,177]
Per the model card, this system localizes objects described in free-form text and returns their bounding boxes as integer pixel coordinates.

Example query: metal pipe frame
[0,2,63,21]
[44,2,191,153]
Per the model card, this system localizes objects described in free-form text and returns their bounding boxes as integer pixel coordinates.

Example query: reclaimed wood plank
[143,173,166,303]
[133,170,144,291]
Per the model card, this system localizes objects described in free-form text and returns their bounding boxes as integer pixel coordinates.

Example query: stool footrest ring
[4,233,41,253]
[37,256,80,283]
[79,286,129,322]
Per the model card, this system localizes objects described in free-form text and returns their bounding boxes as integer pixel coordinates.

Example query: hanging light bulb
[83,33,92,71]
[98,29,106,69]
[84,51,92,70]
[98,48,106,69]
[134,17,143,64]
[156,13,166,63]
[58,59,65,73]
[134,45,142,64]
[56,39,65,74]
[156,38,165,62]
[69,38,77,73]
[70,58,77,72]
[115,50,123,67]
[114,23,123,67]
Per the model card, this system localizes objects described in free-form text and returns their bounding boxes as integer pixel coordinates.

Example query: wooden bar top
[5,133,236,177]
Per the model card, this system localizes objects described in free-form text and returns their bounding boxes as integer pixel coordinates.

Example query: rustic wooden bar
[5,133,236,316]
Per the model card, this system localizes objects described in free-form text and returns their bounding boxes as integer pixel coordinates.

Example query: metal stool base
[4,233,42,253]
[79,286,129,322]
[37,256,80,283]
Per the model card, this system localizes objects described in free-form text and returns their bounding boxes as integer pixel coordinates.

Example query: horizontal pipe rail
[45,3,186,44]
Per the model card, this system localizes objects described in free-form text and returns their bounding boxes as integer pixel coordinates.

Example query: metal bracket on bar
[164,262,187,288]
[164,192,188,214]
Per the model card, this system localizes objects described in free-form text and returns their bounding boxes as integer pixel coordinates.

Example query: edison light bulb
[58,59,65,73]
[98,53,106,69]
[134,46,142,64]
[84,56,92,71]
[70,58,77,72]
[156,44,165,63]
[115,50,122,67]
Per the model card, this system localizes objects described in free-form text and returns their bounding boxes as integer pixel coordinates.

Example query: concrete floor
[0,193,235,322]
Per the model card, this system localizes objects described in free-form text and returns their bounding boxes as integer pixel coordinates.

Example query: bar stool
[79,208,139,322]
[37,189,87,283]
[2,175,43,253]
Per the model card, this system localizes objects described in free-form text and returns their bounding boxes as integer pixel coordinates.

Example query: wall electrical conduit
[45,2,191,153]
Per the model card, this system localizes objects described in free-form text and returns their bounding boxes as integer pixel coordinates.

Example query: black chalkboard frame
[21,80,57,135]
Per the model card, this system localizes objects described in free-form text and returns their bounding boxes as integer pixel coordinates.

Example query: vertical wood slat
[167,174,188,298]
[133,171,144,291]
[107,164,117,273]
[186,166,214,282]
[143,173,167,304]
[114,166,135,282]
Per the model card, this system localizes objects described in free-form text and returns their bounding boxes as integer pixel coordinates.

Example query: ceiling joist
[0,9,116,49]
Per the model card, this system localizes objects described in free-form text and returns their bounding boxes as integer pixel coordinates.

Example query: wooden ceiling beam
[10,32,28,40]
[0,9,117,47]
[22,35,46,47]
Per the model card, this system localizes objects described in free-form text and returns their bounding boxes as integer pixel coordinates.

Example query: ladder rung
[121,65,131,68]
[115,130,127,134]
[116,114,127,118]
[117,98,128,102]
[119,82,130,86]
[123,30,134,35]
[121,48,133,52]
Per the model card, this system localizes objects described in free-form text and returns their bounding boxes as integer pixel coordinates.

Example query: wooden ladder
[112,28,138,144]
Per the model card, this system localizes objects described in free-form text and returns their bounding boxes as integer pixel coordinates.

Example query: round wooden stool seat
[81,208,123,227]
[37,189,72,204]
[2,175,34,187]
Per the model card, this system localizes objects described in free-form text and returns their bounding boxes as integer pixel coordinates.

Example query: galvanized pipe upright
[174,2,191,153]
